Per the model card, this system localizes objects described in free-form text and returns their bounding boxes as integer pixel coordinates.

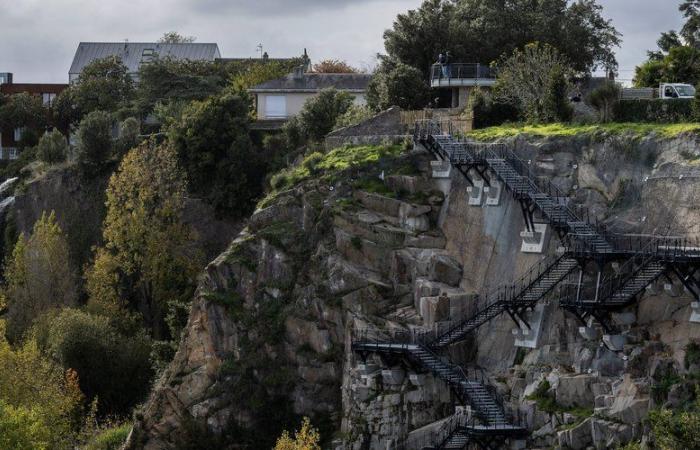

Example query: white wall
[256,92,367,120]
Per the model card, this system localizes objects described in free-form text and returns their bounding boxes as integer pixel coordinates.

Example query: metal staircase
[416,120,613,254]
[353,339,526,449]
[429,254,579,350]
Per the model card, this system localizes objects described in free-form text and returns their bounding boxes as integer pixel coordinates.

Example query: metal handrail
[430,63,497,81]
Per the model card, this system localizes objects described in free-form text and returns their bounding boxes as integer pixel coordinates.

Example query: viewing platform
[430,63,497,88]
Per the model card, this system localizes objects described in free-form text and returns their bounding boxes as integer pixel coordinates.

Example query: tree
[383,0,620,77]
[0,92,47,131]
[367,59,431,111]
[3,211,77,342]
[75,110,113,174]
[158,31,196,43]
[495,43,573,122]
[312,59,358,73]
[86,141,201,340]
[334,104,375,130]
[543,65,573,122]
[634,46,700,87]
[168,89,266,216]
[0,323,83,449]
[36,129,69,164]
[274,417,321,450]
[649,388,700,450]
[586,81,621,123]
[298,88,354,141]
[70,57,134,120]
[33,308,153,416]
[681,0,700,46]
[114,117,140,157]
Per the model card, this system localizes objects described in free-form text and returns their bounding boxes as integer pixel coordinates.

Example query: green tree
[33,308,153,416]
[168,89,265,216]
[367,59,431,111]
[158,31,196,43]
[334,104,375,130]
[114,117,140,157]
[0,324,84,449]
[71,57,134,119]
[681,0,700,45]
[86,141,201,340]
[298,88,354,141]
[0,92,47,131]
[36,129,69,163]
[75,110,113,174]
[3,211,77,342]
[495,43,573,122]
[649,389,700,449]
[543,65,573,122]
[384,0,620,77]
[586,81,621,122]
[274,417,321,450]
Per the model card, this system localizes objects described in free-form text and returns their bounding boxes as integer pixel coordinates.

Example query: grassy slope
[467,122,700,141]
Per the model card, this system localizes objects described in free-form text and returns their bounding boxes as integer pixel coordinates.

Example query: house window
[265,95,287,119]
[8,148,18,160]
[141,48,157,64]
[13,128,23,142]
[42,93,56,106]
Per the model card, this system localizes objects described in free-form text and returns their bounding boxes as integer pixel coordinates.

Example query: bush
[76,110,113,174]
[587,82,620,122]
[114,117,140,157]
[34,308,153,416]
[367,61,430,111]
[613,99,693,123]
[543,65,573,122]
[36,129,69,163]
[471,89,521,129]
[333,104,374,130]
[298,89,354,142]
[84,423,131,450]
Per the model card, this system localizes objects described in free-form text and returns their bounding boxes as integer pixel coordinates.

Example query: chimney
[293,65,305,80]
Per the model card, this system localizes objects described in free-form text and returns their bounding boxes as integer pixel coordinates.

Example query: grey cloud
[179,0,404,17]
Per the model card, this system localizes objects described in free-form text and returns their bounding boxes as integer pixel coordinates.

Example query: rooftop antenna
[256,43,264,59]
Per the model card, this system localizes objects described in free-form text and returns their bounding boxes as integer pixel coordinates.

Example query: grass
[526,380,594,422]
[84,423,131,450]
[467,122,700,141]
[267,144,404,195]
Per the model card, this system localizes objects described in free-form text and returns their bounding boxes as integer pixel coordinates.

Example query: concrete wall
[256,92,366,120]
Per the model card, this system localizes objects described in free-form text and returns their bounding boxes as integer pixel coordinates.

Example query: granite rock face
[129,132,700,449]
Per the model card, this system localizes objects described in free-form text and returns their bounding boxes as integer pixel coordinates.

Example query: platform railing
[430,63,497,82]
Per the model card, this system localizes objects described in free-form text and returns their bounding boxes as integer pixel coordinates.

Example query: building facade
[0,77,67,159]
[249,67,372,129]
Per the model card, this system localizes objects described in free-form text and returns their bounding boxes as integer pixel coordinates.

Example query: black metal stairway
[428,254,579,350]
[352,340,526,449]
[416,121,613,254]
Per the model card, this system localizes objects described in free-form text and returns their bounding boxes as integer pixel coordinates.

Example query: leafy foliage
[587,81,621,122]
[0,92,47,131]
[613,99,694,123]
[298,88,354,141]
[168,89,266,216]
[495,43,573,122]
[75,110,114,175]
[158,31,196,43]
[274,417,322,450]
[36,129,69,164]
[312,59,358,73]
[33,308,153,416]
[383,0,620,76]
[83,423,131,450]
[0,323,84,449]
[367,59,431,111]
[649,387,700,450]
[470,88,520,129]
[3,211,77,342]
[86,141,200,341]
[334,104,375,130]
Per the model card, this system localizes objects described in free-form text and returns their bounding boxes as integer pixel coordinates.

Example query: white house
[248,67,372,128]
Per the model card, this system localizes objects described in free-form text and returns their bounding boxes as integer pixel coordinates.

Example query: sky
[0,0,687,84]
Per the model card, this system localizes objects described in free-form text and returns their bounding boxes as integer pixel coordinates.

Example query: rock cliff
[129,131,700,449]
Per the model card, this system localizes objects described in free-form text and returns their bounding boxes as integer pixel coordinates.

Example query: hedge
[613,99,694,123]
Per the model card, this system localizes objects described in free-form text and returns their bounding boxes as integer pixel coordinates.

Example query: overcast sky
[0,0,686,84]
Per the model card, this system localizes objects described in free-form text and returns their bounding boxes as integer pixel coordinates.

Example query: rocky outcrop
[130,130,700,449]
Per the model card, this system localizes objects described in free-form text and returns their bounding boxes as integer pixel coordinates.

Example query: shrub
[543,65,573,122]
[83,423,131,450]
[3,211,77,343]
[298,89,354,142]
[587,82,620,122]
[333,104,374,130]
[75,110,113,174]
[367,61,430,111]
[471,89,521,129]
[33,308,153,416]
[36,129,69,163]
[114,117,140,157]
[613,99,693,123]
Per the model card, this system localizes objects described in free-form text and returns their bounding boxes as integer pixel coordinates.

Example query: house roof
[69,42,221,77]
[249,73,372,93]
